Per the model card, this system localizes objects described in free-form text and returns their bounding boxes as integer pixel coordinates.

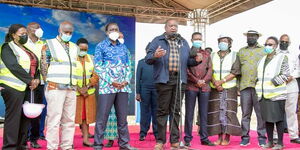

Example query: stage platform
[0,125,299,149]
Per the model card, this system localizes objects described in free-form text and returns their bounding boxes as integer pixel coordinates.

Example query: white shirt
[278,49,300,93]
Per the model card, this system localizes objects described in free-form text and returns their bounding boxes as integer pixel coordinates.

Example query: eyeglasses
[264,43,274,46]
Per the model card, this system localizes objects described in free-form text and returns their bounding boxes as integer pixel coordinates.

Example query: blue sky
[0,3,136,55]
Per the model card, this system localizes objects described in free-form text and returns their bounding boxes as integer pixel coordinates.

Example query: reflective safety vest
[0,42,31,91]
[210,51,237,89]
[46,38,79,85]
[24,40,45,82]
[256,53,287,99]
[76,54,96,96]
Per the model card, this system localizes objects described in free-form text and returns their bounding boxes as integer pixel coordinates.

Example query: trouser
[140,87,158,137]
[274,92,299,139]
[298,94,300,135]
[155,74,186,144]
[39,93,47,137]
[266,121,285,145]
[45,88,77,150]
[184,90,210,143]
[240,87,266,140]
[1,84,31,150]
[94,92,130,148]
[28,85,44,142]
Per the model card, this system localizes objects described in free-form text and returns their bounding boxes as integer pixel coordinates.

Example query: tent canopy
[0,0,272,24]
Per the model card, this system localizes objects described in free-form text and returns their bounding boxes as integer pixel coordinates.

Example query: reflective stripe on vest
[210,51,237,89]
[0,42,31,91]
[46,38,79,85]
[76,54,96,96]
[255,53,287,99]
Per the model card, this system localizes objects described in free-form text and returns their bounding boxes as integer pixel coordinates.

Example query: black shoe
[119,145,138,150]
[21,145,30,150]
[284,128,288,133]
[139,136,145,141]
[31,141,41,149]
[83,142,94,147]
[240,139,250,146]
[184,142,191,147]
[88,133,94,138]
[105,140,114,147]
[39,136,46,140]
[291,138,300,144]
[201,140,215,146]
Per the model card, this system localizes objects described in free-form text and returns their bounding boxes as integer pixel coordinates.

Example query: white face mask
[118,38,124,44]
[35,28,44,38]
[78,51,87,57]
[108,32,119,41]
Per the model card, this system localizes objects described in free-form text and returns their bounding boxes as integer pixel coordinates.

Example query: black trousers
[155,74,186,144]
[29,85,44,142]
[1,84,31,150]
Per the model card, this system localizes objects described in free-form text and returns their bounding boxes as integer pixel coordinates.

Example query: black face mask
[247,37,257,47]
[280,42,289,50]
[18,35,28,45]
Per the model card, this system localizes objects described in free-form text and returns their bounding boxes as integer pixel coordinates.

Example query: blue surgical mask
[192,40,202,48]
[218,42,228,51]
[61,33,72,42]
[264,46,274,54]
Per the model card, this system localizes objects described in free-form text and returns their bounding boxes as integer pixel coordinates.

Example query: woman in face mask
[256,36,291,150]
[207,35,242,146]
[75,38,99,147]
[0,24,40,149]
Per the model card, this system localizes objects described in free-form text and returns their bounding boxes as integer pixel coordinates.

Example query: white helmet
[23,101,45,118]
[218,34,230,40]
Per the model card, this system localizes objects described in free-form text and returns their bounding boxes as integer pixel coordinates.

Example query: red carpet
[0,125,299,150]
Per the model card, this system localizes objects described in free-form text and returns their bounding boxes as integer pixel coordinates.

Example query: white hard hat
[218,34,230,40]
[23,101,45,118]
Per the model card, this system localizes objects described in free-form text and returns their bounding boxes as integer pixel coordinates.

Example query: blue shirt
[136,59,155,94]
[94,38,132,94]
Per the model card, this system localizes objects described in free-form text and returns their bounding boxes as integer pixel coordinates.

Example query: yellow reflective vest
[0,42,31,91]
[46,38,79,85]
[255,53,287,99]
[210,51,237,89]
[76,54,96,96]
[24,39,45,82]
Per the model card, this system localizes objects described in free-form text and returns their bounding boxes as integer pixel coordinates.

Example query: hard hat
[23,101,45,118]
[218,34,230,40]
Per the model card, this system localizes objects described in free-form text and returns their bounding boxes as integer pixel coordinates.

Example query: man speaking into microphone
[145,19,202,150]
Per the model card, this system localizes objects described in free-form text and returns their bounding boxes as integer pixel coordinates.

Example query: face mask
[19,35,28,45]
[118,38,124,44]
[280,42,289,50]
[264,46,274,54]
[218,42,229,51]
[192,40,202,48]
[78,50,87,57]
[61,33,72,42]
[108,32,119,41]
[247,37,257,46]
[35,28,44,38]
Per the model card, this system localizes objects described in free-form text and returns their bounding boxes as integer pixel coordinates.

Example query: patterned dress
[104,107,118,140]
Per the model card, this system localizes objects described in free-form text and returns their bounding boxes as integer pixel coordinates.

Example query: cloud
[0,27,8,33]
[51,10,106,44]
[8,4,24,8]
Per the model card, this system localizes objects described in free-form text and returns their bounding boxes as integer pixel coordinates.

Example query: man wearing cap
[236,30,267,146]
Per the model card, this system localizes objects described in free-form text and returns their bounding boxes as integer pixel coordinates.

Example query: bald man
[25,22,46,148]
[41,21,79,150]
